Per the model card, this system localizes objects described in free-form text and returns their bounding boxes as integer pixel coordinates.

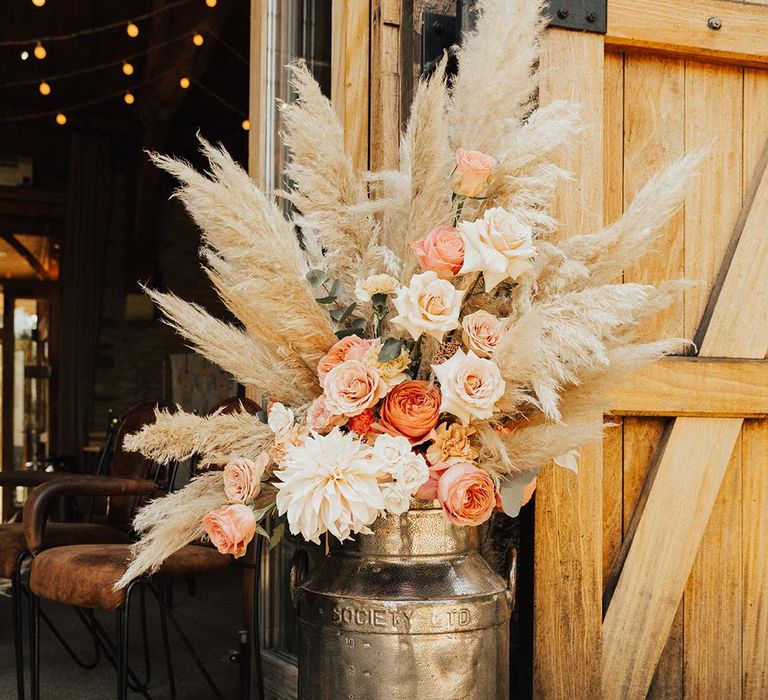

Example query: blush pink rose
[305,396,346,433]
[223,455,268,503]
[411,225,465,279]
[202,504,257,558]
[437,462,496,526]
[317,335,381,385]
[323,360,387,417]
[415,461,452,500]
[461,310,501,357]
[451,148,497,198]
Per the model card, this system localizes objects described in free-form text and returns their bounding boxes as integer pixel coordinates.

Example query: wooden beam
[606,0,768,69]
[248,0,268,189]
[534,28,604,700]
[610,357,768,418]
[601,142,768,699]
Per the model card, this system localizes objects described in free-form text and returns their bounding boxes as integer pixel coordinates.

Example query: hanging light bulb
[33,43,47,60]
[38,81,51,96]
[241,119,250,131]
[55,113,67,126]
[126,22,140,38]
[192,33,204,46]
[122,62,134,76]
[20,50,29,61]
[32,0,46,6]
[124,92,135,105]
[179,77,190,89]
[205,0,218,7]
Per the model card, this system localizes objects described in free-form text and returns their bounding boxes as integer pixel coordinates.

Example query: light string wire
[0,31,197,89]
[207,29,248,66]
[195,79,247,118]
[0,0,194,47]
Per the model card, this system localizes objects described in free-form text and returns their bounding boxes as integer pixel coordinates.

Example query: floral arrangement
[116,0,701,587]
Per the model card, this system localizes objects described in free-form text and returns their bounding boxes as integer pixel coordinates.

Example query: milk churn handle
[289,547,309,609]
[505,546,517,608]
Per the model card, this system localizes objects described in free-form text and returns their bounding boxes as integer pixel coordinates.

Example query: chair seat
[0,523,129,579]
[29,543,231,611]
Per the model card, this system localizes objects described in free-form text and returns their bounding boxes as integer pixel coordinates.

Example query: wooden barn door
[535,2,768,698]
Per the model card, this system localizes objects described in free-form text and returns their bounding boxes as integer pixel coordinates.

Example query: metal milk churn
[290,500,515,699]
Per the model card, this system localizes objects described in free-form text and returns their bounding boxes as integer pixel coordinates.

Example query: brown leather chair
[25,396,259,700]
[0,405,162,700]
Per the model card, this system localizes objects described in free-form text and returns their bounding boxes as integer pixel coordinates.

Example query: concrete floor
[0,568,244,699]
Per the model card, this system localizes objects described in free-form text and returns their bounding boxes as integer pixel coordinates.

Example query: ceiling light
[55,113,67,126]
[205,0,217,7]
[32,0,46,6]
[192,33,204,46]
[38,81,51,96]
[122,62,134,76]
[33,43,46,60]
[241,119,250,131]
[179,77,190,89]
[127,22,139,38]
[20,51,29,61]
[124,92,135,105]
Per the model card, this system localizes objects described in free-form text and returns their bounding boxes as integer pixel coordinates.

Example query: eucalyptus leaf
[330,302,357,323]
[350,318,367,330]
[306,269,329,288]
[269,521,286,549]
[378,338,405,362]
[255,524,270,541]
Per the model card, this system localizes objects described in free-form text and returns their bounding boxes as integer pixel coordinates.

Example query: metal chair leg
[28,589,40,700]
[159,582,176,699]
[11,552,27,700]
[117,581,136,700]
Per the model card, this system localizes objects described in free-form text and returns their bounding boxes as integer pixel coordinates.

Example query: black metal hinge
[544,0,607,34]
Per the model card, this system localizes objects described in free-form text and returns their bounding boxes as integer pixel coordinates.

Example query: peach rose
[451,148,497,198]
[202,504,257,558]
[375,379,441,444]
[437,462,496,526]
[410,225,465,279]
[317,335,380,385]
[391,271,464,342]
[223,455,268,503]
[461,310,501,357]
[323,360,387,417]
[415,461,451,500]
[305,395,346,433]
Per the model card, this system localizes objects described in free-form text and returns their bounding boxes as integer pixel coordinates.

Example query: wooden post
[534,28,605,700]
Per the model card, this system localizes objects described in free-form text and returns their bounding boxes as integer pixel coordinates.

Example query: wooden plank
[606,0,768,69]
[602,420,623,586]
[534,28,604,700]
[742,419,768,699]
[610,357,768,418]
[602,119,768,700]
[331,0,370,171]
[684,434,743,699]
[247,0,268,188]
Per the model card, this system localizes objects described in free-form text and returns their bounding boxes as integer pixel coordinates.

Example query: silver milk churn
[290,500,515,699]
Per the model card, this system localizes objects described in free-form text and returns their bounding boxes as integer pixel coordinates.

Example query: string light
[38,81,51,96]
[55,113,67,125]
[123,91,135,105]
[32,0,46,7]
[241,119,250,131]
[179,77,190,89]
[205,0,218,7]
[33,43,47,60]
[122,62,134,76]
[126,22,139,38]
[192,33,204,46]
[20,51,29,61]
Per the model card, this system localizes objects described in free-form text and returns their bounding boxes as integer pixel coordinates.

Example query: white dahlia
[274,428,385,544]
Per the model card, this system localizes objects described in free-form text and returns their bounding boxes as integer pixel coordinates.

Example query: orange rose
[437,462,496,526]
[202,504,256,558]
[317,335,380,385]
[451,148,497,198]
[375,380,441,444]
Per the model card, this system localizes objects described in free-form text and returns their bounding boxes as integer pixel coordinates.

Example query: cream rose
[391,271,464,342]
[267,402,294,438]
[461,310,501,357]
[223,455,268,503]
[458,207,536,292]
[381,481,411,515]
[323,360,387,417]
[431,349,505,423]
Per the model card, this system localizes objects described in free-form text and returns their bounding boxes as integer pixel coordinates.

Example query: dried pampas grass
[115,471,226,588]
[123,407,273,467]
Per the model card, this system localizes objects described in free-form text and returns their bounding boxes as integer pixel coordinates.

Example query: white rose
[267,402,294,438]
[381,481,411,515]
[391,271,464,342]
[458,207,536,292]
[355,274,400,302]
[461,310,501,357]
[372,434,413,469]
[432,349,505,424]
[389,452,429,494]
